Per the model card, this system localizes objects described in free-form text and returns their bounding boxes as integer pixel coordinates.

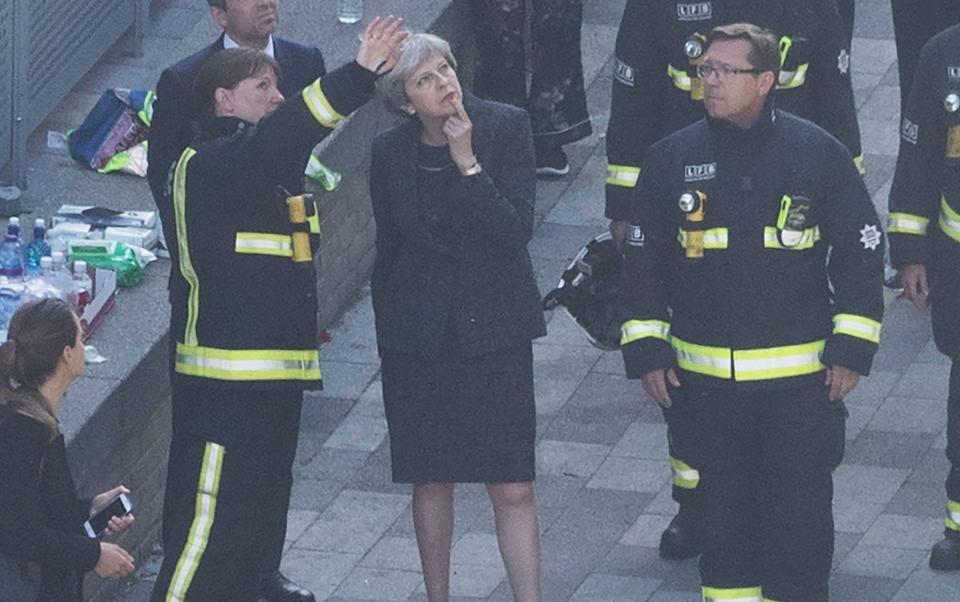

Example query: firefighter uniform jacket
[889,24,960,359]
[606,0,864,221]
[168,61,376,390]
[620,108,884,390]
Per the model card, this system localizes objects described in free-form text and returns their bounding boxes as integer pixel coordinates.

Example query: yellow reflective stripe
[732,340,826,381]
[667,64,692,91]
[672,337,733,379]
[165,441,225,602]
[176,343,322,382]
[302,79,344,128]
[678,227,729,249]
[763,226,821,250]
[946,500,960,532]
[173,148,201,347]
[888,212,930,235]
[940,197,960,244]
[833,313,882,344]
[671,457,700,489]
[776,63,808,89]
[853,154,865,176]
[307,199,321,235]
[703,586,763,601]
[606,164,641,188]
[621,319,670,345]
[234,232,293,257]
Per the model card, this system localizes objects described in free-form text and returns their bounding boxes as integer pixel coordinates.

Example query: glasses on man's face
[696,62,761,80]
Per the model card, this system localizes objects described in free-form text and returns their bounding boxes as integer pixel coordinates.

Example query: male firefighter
[888,23,960,572]
[605,0,864,558]
[620,23,884,600]
[150,18,405,602]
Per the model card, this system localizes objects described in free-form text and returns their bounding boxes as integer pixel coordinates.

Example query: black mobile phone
[83,493,133,538]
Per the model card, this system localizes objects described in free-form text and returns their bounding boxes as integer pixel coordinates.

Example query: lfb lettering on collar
[684,162,717,182]
[677,2,712,21]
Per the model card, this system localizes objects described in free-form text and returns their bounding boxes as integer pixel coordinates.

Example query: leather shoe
[659,511,702,560]
[930,534,960,571]
[260,570,316,602]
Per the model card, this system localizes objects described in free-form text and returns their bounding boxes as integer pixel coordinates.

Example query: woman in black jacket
[371,33,546,602]
[0,299,135,601]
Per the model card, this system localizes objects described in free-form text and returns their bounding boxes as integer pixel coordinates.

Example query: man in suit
[146,1,324,600]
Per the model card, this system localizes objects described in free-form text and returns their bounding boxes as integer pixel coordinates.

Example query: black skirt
[380,343,536,484]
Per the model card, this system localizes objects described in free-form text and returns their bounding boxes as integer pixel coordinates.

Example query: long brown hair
[0,299,79,439]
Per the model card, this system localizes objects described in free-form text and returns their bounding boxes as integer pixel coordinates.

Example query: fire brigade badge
[945,92,960,113]
[948,66,960,82]
[837,49,850,75]
[859,224,882,251]
[628,225,645,247]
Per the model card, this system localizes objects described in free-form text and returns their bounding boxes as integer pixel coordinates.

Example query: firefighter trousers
[468,0,592,147]
[672,381,846,602]
[151,382,302,602]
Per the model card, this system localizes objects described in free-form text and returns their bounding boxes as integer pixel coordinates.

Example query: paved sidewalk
[120,0,959,600]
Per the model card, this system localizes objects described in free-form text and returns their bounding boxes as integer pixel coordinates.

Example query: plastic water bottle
[0,219,24,278]
[68,260,93,314]
[0,285,21,331]
[26,219,52,275]
[48,251,70,297]
[337,0,363,23]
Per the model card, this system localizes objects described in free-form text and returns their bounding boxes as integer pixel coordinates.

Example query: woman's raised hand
[356,16,408,74]
[443,99,477,173]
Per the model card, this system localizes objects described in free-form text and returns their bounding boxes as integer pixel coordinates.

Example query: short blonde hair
[376,33,458,114]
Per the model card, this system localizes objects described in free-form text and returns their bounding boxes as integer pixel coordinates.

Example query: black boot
[930,531,960,571]
[659,508,702,560]
[260,570,316,602]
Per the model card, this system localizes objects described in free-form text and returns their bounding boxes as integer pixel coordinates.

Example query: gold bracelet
[461,162,482,177]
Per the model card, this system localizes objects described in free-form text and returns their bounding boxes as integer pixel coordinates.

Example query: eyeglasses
[696,63,761,79]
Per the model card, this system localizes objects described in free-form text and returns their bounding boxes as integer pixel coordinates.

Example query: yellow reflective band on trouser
[777,64,809,90]
[702,586,763,601]
[763,226,821,250]
[234,232,293,257]
[173,148,201,347]
[672,338,733,379]
[671,457,700,490]
[678,227,729,250]
[165,441,225,602]
[302,78,344,129]
[668,64,692,91]
[606,164,641,188]
[946,500,960,532]
[621,319,670,346]
[888,212,930,235]
[940,197,960,244]
[833,313,882,344]
[176,344,322,382]
[732,340,826,381]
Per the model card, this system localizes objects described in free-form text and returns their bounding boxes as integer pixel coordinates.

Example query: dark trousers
[673,382,846,602]
[469,0,592,147]
[891,0,960,110]
[837,0,855,43]
[945,361,960,535]
[152,382,302,602]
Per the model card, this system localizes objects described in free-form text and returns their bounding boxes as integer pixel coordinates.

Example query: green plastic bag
[68,239,149,287]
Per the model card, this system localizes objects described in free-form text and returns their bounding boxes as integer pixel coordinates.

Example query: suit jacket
[370,95,547,358]
[147,34,326,293]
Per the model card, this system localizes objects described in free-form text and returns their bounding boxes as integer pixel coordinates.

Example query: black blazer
[370,95,547,358]
[0,412,100,601]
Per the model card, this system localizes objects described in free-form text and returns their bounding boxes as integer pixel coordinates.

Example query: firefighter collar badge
[945,92,960,113]
[859,224,882,251]
[948,66,960,82]
[837,49,850,75]
[677,2,712,22]
[684,35,704,59]
[628,225,645,247]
